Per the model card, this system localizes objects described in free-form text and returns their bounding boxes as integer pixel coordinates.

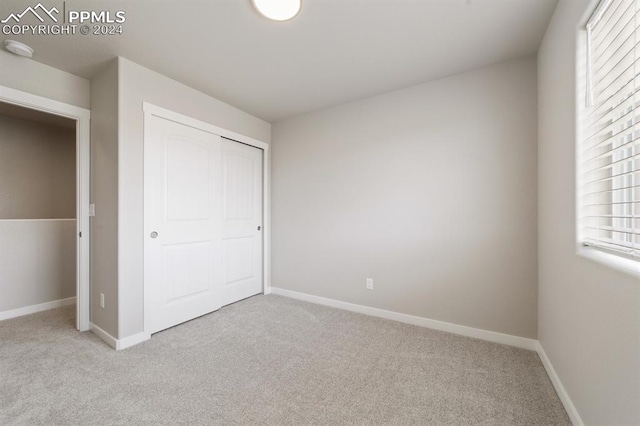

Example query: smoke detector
[4,40,34,58]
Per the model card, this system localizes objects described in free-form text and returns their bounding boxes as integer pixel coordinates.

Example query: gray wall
[538,0,640,424]
[0,220,76,313]
[0,115,76,219]
[0,113,77,314]
[272,57,539,339]
[90,60,119,337]
[116,57,271,339]
[0,50,90,109]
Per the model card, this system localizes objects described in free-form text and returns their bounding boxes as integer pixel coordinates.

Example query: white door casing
[221,139,263,306]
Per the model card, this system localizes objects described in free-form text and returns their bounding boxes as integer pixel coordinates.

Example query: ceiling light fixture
[4,40,34,58]
[252,0,301,21]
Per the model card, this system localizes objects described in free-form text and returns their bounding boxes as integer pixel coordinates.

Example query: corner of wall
[89,58,119,338]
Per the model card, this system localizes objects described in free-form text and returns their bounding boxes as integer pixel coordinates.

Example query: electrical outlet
[100,293,105,309]
[366,278,374,290]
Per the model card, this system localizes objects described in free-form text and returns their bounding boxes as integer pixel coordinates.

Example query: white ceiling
[0,0,558,122]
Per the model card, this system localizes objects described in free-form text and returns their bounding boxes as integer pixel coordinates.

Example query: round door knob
[150,231,158,239]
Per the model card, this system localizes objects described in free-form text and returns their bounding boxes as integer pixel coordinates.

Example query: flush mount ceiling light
[252,0,301,21]
[4,40,33,58]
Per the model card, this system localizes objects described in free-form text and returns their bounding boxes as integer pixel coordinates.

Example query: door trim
[142,103,270,336]
[143,103,268,150]
[0,85,91,332]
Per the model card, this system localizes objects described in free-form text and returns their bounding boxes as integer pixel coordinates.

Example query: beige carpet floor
[0,295,569,425]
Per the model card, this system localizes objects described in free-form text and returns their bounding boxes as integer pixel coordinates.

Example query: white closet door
[145,116,223,334]
[220,138,263,306]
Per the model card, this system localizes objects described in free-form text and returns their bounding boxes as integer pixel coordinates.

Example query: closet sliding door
[144,115,264,335]
[145,116,223,334]
[221,138,263,307]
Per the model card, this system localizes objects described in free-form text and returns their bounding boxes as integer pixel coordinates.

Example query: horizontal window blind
[582,0,640,258]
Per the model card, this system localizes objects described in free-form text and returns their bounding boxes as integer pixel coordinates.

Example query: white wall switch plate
[366,278,374,290]
[89,204,96,217]
[100,293,105,309]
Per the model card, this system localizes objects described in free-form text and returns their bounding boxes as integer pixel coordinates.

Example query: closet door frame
[142,103,270,337]
[0,85,92,332]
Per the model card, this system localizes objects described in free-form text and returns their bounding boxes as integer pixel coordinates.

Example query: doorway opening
[0,86,90,331]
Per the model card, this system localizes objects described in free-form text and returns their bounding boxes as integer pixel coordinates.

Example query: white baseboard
[270,287,538,350]
[118,331,151,350]
[270,288,586,423]
[536,342,584,426]
[0,297,76,321]
[89,322,118,349]
[89,322,150,350]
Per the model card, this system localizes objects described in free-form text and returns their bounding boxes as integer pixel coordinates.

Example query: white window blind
[581,0,640,258]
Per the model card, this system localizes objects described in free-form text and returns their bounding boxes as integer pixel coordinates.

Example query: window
[580,0,639,259]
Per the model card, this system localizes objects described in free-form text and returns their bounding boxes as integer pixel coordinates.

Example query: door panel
[223,236,255,283]
[223,154,255,220]
[164,241,213,301]
[145,116,222,334]
[221,139,263,306]
[165,140,211,221]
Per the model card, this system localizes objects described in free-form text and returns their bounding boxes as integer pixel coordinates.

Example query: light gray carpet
[0,295,569,425]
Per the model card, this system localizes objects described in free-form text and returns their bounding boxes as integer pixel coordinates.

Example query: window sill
[577,246,640,278]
